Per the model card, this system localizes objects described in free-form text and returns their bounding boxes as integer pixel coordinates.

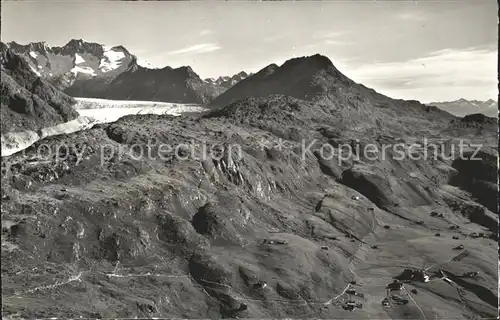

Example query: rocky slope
[427,98,497,118]
[2,40,227,104]
[1,54,497,319]
[0,48,78,134]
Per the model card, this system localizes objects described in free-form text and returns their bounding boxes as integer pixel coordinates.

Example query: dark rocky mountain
[0,48,78,134]
[427,98,497,118]
[64,64,224,104]
[209,54,365,107]
[1,51,497,319]
[2,39,227,104]
[209,55,327,107]
[210,54,456,137]
[459,113,497,125]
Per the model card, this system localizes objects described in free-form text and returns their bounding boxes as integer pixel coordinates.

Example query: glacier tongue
[1,117,96,157]
[1,98,208,157]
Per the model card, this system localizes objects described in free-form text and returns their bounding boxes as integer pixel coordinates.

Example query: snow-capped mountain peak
[485,98,497,107]
[136,57,159,69]
[99,46,127,73]
[1,39,138,87]
[203,71,249,87]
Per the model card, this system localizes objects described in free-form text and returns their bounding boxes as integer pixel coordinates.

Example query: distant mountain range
[0,40,250,104]
[204,71,251,88]
[427,98,497,118]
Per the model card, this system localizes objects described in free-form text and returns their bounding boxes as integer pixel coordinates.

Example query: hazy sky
[1,1,497,102]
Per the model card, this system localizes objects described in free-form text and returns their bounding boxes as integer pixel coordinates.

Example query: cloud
[312,31,346,40]
[346,47,497,102]
[167,43,221,55]
[324,39,352,46]
[304,31,352,47]
[263,34,289,43]
[199,30,214,36]
[396,12,425,21]
[302,39,352,49]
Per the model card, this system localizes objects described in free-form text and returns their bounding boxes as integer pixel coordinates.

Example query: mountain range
[427,98,497,118]
[3,39,497,121]
[1,37,498,319]
[204,71,251,88]
[1,39,250,104]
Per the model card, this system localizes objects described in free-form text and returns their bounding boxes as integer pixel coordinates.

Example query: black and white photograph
[0,0,498,319]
